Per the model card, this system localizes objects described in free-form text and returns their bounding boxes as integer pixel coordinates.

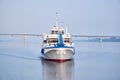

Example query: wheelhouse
[51,27,64,35]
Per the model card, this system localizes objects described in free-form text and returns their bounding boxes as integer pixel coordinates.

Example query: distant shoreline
[74,37,120,42]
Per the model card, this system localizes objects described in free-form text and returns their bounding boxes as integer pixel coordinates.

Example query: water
[0,37,120,80]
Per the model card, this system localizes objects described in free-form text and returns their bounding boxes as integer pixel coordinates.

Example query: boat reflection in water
[41,59,74,80]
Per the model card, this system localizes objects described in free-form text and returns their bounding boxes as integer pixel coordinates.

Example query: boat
[41,14,75,62]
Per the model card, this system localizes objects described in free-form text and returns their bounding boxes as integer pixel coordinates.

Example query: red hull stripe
[43,58,72,63]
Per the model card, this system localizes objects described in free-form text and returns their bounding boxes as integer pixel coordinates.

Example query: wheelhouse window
[51,30,59,34]
[55,31,58,34]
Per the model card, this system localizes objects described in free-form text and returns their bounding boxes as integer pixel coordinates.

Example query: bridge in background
[1,34,120,37]
[0,34,120,43]
[0,34,42,37]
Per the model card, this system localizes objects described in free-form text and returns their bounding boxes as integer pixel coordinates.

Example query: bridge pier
[99,37,103,43]
[24,36,28,44]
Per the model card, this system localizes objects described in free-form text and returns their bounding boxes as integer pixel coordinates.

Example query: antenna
[55,12,59,28]
[66,26,68,34]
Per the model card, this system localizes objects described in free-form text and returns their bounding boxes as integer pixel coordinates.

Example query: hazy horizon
[0,0,120,36]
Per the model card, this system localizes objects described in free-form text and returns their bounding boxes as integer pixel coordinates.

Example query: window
[43,40,47,43]
[62,31,64,34]
[55,31,58,34]
[49,38,58,43]
[64,38,71,43]
[51,31,54,34]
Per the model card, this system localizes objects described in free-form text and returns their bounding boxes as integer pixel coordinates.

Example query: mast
[55,12,59,28]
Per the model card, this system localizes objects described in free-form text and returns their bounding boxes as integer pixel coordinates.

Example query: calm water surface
[0,37,120,80]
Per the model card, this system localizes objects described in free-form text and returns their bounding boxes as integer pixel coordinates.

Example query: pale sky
[0,0,120,36]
